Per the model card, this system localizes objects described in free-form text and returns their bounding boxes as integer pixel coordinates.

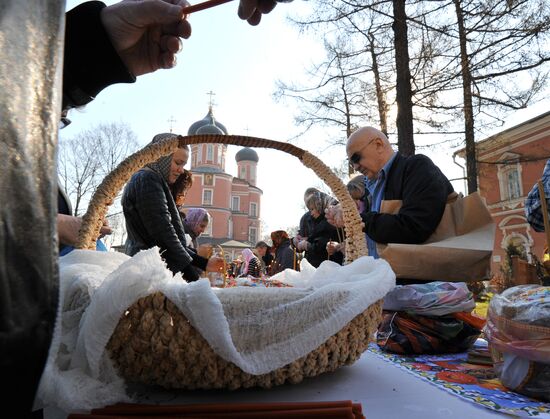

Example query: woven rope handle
[76,134,367,262]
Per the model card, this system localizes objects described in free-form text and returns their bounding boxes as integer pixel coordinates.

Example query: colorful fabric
[368,340,550,417]
[377,311,480,355]
[383,281,475,316]
[525,159,550,232]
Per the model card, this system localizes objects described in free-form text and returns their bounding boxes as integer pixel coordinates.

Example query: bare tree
[424,0,550,192]
[58,121,139,216]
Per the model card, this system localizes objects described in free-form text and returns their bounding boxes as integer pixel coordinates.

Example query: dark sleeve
[362,156,451,244]
[133,172,194,274]
[298,212,308,237]
[279,247,296,270]
[308,219,339,256]
[188,247,209,271]
[63,1,135,109]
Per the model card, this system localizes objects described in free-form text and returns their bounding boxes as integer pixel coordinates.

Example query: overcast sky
[61,0,549,238]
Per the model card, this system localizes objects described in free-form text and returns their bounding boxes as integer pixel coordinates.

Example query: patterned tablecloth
[368,340,550,418]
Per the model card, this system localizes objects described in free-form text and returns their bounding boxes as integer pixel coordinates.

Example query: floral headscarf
[304,190,337,216]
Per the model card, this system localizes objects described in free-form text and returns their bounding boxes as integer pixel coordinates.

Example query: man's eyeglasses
[348,138,376,165]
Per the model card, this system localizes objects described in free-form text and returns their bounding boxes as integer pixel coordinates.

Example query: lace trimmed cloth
[37,248,395,412]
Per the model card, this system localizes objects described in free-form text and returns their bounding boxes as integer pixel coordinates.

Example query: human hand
[238,0,290,26]
[206,256,226,273]
[325,204,344,228]
[296,240,309,252]
[99,219,113,238]
[101,0,193,77]
[326,241,341,256]
[57,214,112,246]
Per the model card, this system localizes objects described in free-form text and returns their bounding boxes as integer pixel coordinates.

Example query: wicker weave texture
[79,134,379,390]
[106,292,383,390]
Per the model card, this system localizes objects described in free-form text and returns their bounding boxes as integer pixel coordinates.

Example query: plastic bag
[484,285,550,401]
[377,310,481,355]
[382,281,475,316]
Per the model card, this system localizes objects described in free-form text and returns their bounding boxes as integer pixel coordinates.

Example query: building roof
[453,110,550,158]
[188,106,228,135]
[196,124,225,135]
[235,147,259,163]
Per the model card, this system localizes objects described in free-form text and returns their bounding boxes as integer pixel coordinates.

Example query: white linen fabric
[37,248,395,412]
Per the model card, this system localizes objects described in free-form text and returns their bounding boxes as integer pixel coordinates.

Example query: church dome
[188,106,228,135]
[196,124,225,135]
[235,147,259,163]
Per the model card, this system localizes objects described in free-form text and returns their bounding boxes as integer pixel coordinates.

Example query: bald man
[326,127,454,258]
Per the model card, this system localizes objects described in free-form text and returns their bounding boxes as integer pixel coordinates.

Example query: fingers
[238,0,257,20]
[238,0,278,25]
[160,35,183,54]
[100,225,113,235]
[258,0,277,14]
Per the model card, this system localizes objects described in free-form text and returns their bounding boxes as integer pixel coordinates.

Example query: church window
[231,196,240,211]
[203,189,213,205]
[204,216,213,236]
[507,170,521,200]
[249,227,257,244]
[497,157,523,202]
[250,202,257,217]
[207,144,213,161]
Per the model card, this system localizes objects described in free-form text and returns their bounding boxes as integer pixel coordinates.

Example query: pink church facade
[181,107,263,258]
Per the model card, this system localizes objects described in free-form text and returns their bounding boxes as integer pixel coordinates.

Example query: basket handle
[76,134,367,262]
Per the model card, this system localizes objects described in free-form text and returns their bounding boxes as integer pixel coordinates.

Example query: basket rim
[76,134,367,262]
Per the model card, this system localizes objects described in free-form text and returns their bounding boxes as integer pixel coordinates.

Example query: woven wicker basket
[76,134,383,390]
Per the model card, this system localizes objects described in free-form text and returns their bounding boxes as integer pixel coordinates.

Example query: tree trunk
[392,0,415,155]
[368,32,388,137]
[454,0,478,193]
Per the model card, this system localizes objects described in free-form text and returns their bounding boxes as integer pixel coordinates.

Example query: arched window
[497,154,523,201]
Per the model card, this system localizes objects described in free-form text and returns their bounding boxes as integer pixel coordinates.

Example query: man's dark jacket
[361,153,454,245]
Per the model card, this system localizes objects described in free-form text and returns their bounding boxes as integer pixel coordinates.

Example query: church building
[181,106,263,258]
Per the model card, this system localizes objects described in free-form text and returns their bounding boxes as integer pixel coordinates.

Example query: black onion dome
[196,124,225,135]
[235,147,259,163]
[187,107,228,135]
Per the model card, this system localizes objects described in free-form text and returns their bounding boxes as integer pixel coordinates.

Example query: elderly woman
[122,133,223,281]
[296,190,344,268]
[347,175,367,213]
[182,208,210,250]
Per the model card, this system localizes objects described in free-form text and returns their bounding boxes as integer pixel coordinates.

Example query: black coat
[122,168,207,280]
[305,214,344,268]
[270,238,296,275]
[361,153,454,244]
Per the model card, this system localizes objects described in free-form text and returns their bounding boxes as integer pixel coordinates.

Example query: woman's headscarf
[183,208,210,236]
[145,133,189,184]
[145,133,175,182]
[304,190,337,216]
[241,248,256,275]
[270,230,289,250]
